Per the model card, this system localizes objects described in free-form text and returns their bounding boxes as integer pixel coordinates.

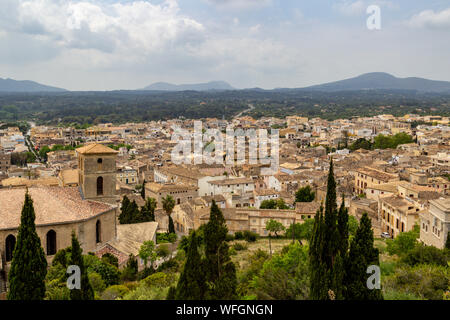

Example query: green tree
[175,231,205,300]
[69,232,94,300]
[276,198,289,209]
[344,212,383,300]
[265,219,285,256]
[156,244,170,260]
[120,254,139,282]
[118,196,131,224]
[251,243,309,299]
[386,225,419,256]
[139,241,157,269]
[295,185,315,202]
[286,219,315,242]
[349,138,373,151]
[203,200,237,300]
[140,197,157,222]
[38,145,51,161]
[7,191,48,300]
[260,199,277,209]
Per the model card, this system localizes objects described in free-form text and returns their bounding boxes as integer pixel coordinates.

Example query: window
[46,230,57,256]
[96,220,101,243]
[97,176,103,196]
[5,234,16,262]
[97,158,103,164]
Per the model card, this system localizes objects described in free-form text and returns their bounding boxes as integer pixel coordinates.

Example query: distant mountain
[142,81,234,91]
[0,77,67,92]
[302,72,450,93]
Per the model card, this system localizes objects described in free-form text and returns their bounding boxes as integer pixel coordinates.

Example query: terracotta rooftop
[0,187,116,230]
[76,143,118,155]
[208,177,254,185]
[295,202,321,214]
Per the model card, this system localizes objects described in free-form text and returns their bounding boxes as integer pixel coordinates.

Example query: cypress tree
[309,205,328,300]
[141,179,146,200]
[119,196,131,224]
[168,215,175,234]
[7,191,47,300]
[323,159,339,270]
[141,197,156,222]
[203,200,237,299]
[309,159,348,300]
[175,231,204,299]
[128,200,140,223]
[344,213,383,300]
[69,232,94,300]
[337,197,349,256]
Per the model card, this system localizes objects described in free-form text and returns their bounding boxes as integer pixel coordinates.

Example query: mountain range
[141,81,235,91]
[0,78,67,92]
[300,72,450,93]
[1,73,450,93]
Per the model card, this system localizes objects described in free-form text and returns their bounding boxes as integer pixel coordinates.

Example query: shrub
[137,267,155,281]
[243,230,258,242]
[142,272,177,289]
[401,244,448,267]
[90,260,120,287]
[157,244,170,259]
[157,259,179,273]
[386,225,419,256]
[233,242,248,251]
[229,247,237,256]
[101,285,130,300]
[88,272,106,294]
[380,261,397,276]
[168,233,177,243]
[226,234,235,242]
[383,264,449,300]
[101,253,119,267]
[234,231,244,240]
[383,289,422,300]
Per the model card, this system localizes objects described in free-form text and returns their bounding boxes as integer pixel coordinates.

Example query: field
[230,238,300,270]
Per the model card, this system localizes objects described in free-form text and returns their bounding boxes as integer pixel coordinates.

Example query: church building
[0,143,119,294]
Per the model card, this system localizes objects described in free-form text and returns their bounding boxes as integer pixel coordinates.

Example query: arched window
[46,230,57,256]
[97,158,103,164]
[96,220,101,243]
[5,234,16,262]
[97,176,103,196]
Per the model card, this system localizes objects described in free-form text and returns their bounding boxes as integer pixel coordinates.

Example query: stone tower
[77,143,118,204]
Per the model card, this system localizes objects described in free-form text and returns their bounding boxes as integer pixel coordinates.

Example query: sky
[0,0,449,91]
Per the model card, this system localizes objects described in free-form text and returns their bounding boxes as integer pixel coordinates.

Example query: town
[0,112,448,300]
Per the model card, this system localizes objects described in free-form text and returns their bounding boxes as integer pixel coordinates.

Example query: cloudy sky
[1,0,449,91]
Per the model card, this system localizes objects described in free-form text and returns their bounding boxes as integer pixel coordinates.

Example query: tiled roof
[76,143,118,155]
[0,187,115,230]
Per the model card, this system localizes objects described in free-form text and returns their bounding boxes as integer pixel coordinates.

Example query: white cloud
[334,0,395,16]
[204,0,272,10]
[334,1,366,16]
[407,8,450,29]
[0,0,204,55]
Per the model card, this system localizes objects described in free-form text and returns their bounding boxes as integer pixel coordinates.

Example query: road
[234,103,254,119]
